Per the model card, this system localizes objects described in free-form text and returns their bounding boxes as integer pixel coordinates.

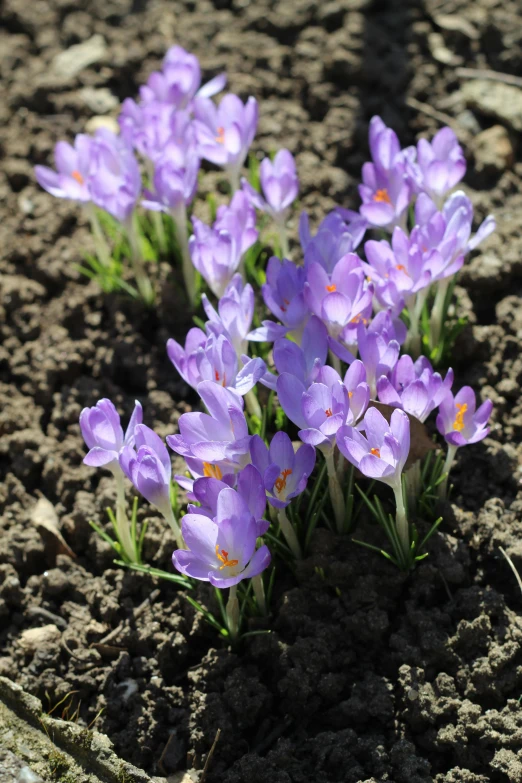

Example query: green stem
[245,389,262,420]
[125,216,154,304]
[112,467,138,563]
[86,203,112,268]
[145,161,167,254]
[252,574,267,615]
[438,443,458,501]
[277,508,302,559]
[275,216,290,259]
[329,351,342,377]
[430,277,451,349]
[393,481,410,561]
[162,503,184,550]
[226,584,240,640]
[325,448,346,533]
[172,204,196,304]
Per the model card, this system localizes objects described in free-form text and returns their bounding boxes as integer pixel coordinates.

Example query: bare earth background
[2,0,522,781]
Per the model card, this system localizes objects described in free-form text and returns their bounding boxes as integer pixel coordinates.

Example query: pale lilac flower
[250,432,316,509]
[356,316,401,397]
[436,387,492,447]
[172,487,271,588]
[119,424,173,518]
[214,190,258,255]
[202,274,255,357]
[88,129,142,223]
[140,46,226,109]
[80,399,142,468]
[300,209,367,274]
[359,116,413,230]
[248,257,309,343]
[411,127,466,202]
[242,149,298,219]
[343,360,371,424]
[35,135,93,202]
[194,94,258,189]
[377,355,453,422]
[119,101,193,163]
[260,316,328,391]
[142,144,199,212]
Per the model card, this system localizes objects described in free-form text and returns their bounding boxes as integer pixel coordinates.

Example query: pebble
[471,125,514,174]
[19,624,61,653]
[462,80,522,132]
[51,34,107,78]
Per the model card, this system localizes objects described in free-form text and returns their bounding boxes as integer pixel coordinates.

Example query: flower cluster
[71,48,495,622]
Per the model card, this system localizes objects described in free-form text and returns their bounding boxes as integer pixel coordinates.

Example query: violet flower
[343,360,371,425]
[261,316,328,391]
[248,257,309,343]
[337,406,411,554]
[120,424,182,547]
[140,46,226,109]
[142,145,199,213]
[436,387,493,498]
[88,129,141,224]
[359,116,413,231]
[202,274,255,357]
[35,135,92,202]
[355,316,401,398]
[300,209,367,274]
[377,355,453,423]
[167,331,265,397]
[412,127,466,204]
[167,381,251,478]
[194,94,258,191]
[119,100,187,163]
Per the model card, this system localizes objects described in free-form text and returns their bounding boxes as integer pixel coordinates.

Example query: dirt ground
[1,0,522,781]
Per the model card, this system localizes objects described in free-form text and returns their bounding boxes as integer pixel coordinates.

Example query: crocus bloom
[119,424,173,516]
[80,399,142,468]
[167,331,265,396]
[35,135,92,202]
[250,432,316,509]
[188,464,268,535]
[167,381,251,476]
[202,274,255,357]
[436,387,492,447]
[88,129,142,223]
[261,316,328,391]
[277,365,350,452]
[242,149,298,219]
[377,355,454,422]
[172,487,271,587]
[248,257,309,343]
[304,253,373,347]
[412,127,466,203]
[359,116,413,231]
[140,46,226,109]
[343,360,371,424]
[119,100,186,163]
[194,94,258,189]
[355,316,401,398]
[142,144,199,212]
[214,190,258,256]
[300,209,367,274]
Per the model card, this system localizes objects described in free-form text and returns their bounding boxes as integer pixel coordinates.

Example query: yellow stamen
[203,462,223,479]
[215,545,238,570]
[453,403,467,432]
[370,447,381,457]
[215,126,225,144]
[275,468,292,494]
[325,408,333,417]
[71,169,84,185]
[326,284,336,293]
[373,188,391,204]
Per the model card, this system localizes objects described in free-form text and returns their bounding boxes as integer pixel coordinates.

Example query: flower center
[325,408,333,417]
[275,468,292,494]
[215,545,238,570]
[453,403,467,432]
[350,314,368,325]
[215,126,225,144]
[373,188,391,204]
[395,264,406,272]
[71,169,84,185]
[214,370,226,387]
[370,447,381,457]
[326,284,336,292]
[203,462,223,479]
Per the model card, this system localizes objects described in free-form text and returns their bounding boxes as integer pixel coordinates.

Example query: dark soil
[2,0,522,781]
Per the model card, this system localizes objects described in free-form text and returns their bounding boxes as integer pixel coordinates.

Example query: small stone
[79,87,118,114]
[462,80,522,132]
[19,625,61,653]
[471,125,514,175]
[428,32,461,65]
[18,767,44,783]
[85,115,120,135]
[51,34,107,78]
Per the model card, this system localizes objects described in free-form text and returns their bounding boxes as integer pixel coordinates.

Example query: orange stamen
[396,264,406,272]
[275,468,292,494]
[215,126,225,144]
[453,403,467,432]
[203,462,223,479]
[348,391,353,398]
[370,447,381,457]
[215,544,238,570]
[373,188,391,204]
[71,169,84,185]
[325,408,333,417]
[326,284,336,293]
[214,370,220,381]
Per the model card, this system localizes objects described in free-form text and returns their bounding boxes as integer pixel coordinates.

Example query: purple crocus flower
[277,365,350,453]
[142,144,199,212]
[35,135,93,202]
[377,355,454,422]
[167,331,265,396]
[411,127,466,203]
[140,46,226,109]
[355,316,401,398]
[194,94,258,190]
[359,116,413,231]
[242,149,298,219]
[337,407,410,487]
[188,464,268,535]
[343,360,371,424]
[167,381,251,476]
[436,387,492,447]
[250,432,316,509]
[261,316,328,391]
[88,129,142,223]
[300,208,368,274]
[119,424,173,518]
[248,257,309,343]
[119,100,190,163]
[172,486,271,588]
[214,190,258,255]
[80,399,142,468]
[304,254,373,346]
[202,274,255,357]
